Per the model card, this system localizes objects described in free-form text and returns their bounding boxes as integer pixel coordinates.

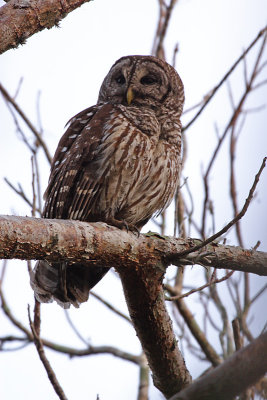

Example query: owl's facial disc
[100,59,170,107]
[97,55,184,116]
[125,64,167,107]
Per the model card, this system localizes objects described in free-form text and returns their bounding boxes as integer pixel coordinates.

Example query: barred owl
[31,55,184,308]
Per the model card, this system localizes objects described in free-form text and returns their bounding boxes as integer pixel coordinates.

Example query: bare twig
[64,310,89,346]
[183,26,267,132]
[31,156,37,217]
[232,318,242,351]
[152,0,178,60]
[4,177,42,214]
[177,157,266,257]
[0,287,140,363]
[33,299,41,338]
[201,31,267,237]
[232,319,253,400]
[165,270,234,301]
[4,99,36,154]
[0,82,52,163]
[250,283,267,305]
[206,267,233,358]
[90,291,132,324]
[137,352,149,400]
[28,305,68,400]
[172,297,222,366]
[0,260,8,287]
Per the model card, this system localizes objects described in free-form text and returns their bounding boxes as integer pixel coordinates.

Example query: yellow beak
[126,87,134,105]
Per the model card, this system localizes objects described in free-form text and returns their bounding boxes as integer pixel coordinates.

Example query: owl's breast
[119,139,181,227]
[91,106,181,227]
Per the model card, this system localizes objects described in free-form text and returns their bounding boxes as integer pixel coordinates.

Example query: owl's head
[98,55,184,117]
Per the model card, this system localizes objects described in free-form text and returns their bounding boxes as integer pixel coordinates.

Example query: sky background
[0,0,267,399]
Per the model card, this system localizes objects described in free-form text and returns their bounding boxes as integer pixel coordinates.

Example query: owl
[30,55,184,308]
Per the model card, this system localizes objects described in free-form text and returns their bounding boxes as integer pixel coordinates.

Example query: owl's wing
[43,103,114,219]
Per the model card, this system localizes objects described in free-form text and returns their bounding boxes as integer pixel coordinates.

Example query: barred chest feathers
[87,104,182,227]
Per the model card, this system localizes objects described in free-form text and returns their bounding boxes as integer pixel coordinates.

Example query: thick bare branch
[0,0,91,54]
[169,332,267,400]
[119,255,192,398]
[0,215,267,276]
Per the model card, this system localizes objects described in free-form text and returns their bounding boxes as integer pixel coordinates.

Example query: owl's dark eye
[115,74,126,85]
[140,75,158,85]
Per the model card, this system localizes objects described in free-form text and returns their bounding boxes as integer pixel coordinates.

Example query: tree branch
[119,254,192,398]
[28,305,68,400]
[1,215,266,397]
[137,352,149,400]
[0,82,52,164]
[90,291,132,324]
[151,0,178,60]
[0,0,91,55]
[0,215,266,276]
[182,26,267,132]
[0,286,141,363]
[169,332,267,400]
[170,297,222,367]
[180,156,266,257]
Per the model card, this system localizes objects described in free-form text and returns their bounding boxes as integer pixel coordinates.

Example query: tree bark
[0,215,266,276]
[119,259,192,398]
[169,332,267,400]
[1,215,267,398]
[0,0,91,55]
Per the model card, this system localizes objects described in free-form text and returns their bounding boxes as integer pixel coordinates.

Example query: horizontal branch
[1,214,266,397]
[0,289,141,364]
[0,215,266,276]
[0,0,91,54]
[169,332,267,400]
[1,336,142,364]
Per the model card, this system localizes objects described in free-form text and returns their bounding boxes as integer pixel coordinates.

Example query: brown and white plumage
[31,55,184,308]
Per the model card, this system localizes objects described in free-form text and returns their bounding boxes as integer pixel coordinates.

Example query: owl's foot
[106,217,140,236]
[125,222,140,237]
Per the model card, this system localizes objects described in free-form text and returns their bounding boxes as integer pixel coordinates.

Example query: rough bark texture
[0,0,91,54]
[1,215,267,397]
[169,332,267,400]
[0,215,266,276]
[119,262,192,398]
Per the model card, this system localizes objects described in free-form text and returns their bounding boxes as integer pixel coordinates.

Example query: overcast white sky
[0,1,267,399]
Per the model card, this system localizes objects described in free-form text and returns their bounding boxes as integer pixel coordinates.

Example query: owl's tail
[30,261,109,308]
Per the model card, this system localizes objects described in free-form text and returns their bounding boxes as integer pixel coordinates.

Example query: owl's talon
[119,220,139,236]
[131,225,141,237]
[122,220,129,232]
[106,217,140,236]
